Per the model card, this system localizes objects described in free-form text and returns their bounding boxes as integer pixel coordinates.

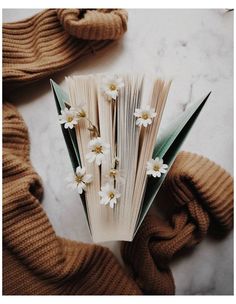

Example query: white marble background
[3,9,233,295]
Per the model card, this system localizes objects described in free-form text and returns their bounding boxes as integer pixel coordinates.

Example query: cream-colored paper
[66,74,170,242]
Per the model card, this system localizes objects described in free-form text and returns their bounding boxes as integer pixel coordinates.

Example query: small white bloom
[98,183,121,208]
[108,168,119,179]
[85,137,110,165]
[105,168,125,185]
[58,107,78,129]
[101,75,124,100]
[134,105,157,127]
[146,157,168,178]
[66,166,93,194]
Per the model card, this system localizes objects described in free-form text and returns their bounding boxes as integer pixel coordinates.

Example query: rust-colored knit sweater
[3,9,233,295]
[3,9,127,88]
[121,152,233,294]
[3,102,141,295]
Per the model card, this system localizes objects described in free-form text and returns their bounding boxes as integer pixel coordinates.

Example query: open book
[51,74,210,242]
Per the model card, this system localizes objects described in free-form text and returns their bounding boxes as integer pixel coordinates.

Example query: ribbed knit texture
[3,9,127,87]
[121,151,233,295]
[3,9,233,295]
[3,102,141,295]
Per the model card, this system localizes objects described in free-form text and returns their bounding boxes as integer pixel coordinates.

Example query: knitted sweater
[3,9,233,295]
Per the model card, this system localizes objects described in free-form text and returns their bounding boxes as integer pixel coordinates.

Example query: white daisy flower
[98,183,121,208]
[101,75,124,100]
[58,107,78,129]
[146,157,168,178]
[108,168,120,179]
[104,168,125,185]
[85,137,110,165]
[66,166,93,194]
[134,105,157,127]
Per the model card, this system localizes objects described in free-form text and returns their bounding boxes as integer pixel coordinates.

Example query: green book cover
[134,92,211,234]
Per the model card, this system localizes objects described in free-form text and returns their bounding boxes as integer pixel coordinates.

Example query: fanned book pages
[51,74,211,242]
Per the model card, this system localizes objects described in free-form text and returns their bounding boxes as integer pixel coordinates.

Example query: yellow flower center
[109,84,117,91]
[67,116,73,122]
[109,192,115,199]
[78,109,86,118]
[109,169,117,178]
[141,112,149,120]
[75,175,83,183]
[153,164,160,171]
[92,145,103,154]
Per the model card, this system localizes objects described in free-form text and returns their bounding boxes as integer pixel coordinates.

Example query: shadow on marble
[5,39,125,107]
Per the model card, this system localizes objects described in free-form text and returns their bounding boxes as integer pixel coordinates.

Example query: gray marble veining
[3,9,233,295]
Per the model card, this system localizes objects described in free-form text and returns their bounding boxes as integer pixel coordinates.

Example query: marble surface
[3,9,233,295]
